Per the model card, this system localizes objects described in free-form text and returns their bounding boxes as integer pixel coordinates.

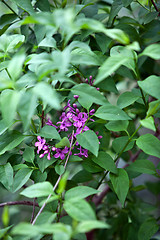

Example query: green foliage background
[0,0,160,239]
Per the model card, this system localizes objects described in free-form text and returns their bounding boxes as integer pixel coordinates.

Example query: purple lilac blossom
[35,136,46,154]
[52,146,69,160]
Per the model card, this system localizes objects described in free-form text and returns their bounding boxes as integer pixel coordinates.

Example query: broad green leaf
[136,134,160,158]
[105,120,129,132]
[0,226,13,238]
[71,83,107,109]
[95,103,131,121]
[34,212,57,225]
[0,131,25,155]
[0,163,13,190]
[96,77,118,93]
[92,151,117,174]
[18,90,37,131]
[76,130,99,157]
[13,168,33,192]
[23,147,35,163]
[39,125,61,140]
[0,34,25,53]
[0,119,12,135]
[71,48,102,66]
[35,0,51,11]
[0,89,20,125]
[138,75,160,100]
[110,168,129,207]
[140,116,156,131]
[12,222,72,236]
[55,137,70,148]
[38,37,57,48]
[82,158,104,173]
[95,55,129,84]
[11,223,39,236]
[138,218,159,240]
[126,160,156,175]
[112,136,135,153]
[104,29,129,45]
[55,164,65,175]
[37,155,57,173]
[21,181,54,198]
[110,46,136,74]
[76,220,110,233]
[108,0,123,26]
[7,51,26,80]
[147,100,160,117]
[33,82,61,110]
[64,199,96,221]
[12,0,35,15]
[117,92,139,109]
[65,186,99,201]
[139,44,160,60]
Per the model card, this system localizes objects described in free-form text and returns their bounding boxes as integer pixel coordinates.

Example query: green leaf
[76,220,110,233]
[39,125,61,140]
[136,134,160,158]
[139,44,160,60]
[108,0,123,26]
[0,119,12,135]
[7,51,26,80]
[0,163,13,190]
[140,116,156,131]
[20,181,54,198]
[71,83,107,109]
[23,146,35,163]
[12,0,35,15]
[76,130,99,157]
[92,151,117,174]
[110,46,136,74]
[55,164,65,175]
[65,186,99,201]
[0,89,20,125]
[138,218,159,240]
[147,100,160,117]
[95,55,129,84]
[105,120,129,132]
[55,137,70,148]
[126,160,156,175]
[13,168,33,192]
[95,103,131,121]
[138,75,160,100]
[96,77,118,93]
[71,48,102,66]
[0,131,25,155]
[112,136,134,153]
[38,37,57,48]
[37,155,57,173]
[33,82,61,110]
[64,199,96,221]
[117,92,139,109]
[0,34,25,53]
[110,168,129,207]
[18,90,37,131]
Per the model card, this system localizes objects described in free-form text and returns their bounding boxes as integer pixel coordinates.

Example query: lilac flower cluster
[35,94,102,161]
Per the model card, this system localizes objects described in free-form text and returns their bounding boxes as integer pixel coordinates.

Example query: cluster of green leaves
[0,0,160,239]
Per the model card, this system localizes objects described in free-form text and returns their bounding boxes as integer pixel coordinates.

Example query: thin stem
[30,198,36,223]
[0,201,39,208]
[32,130,75,225]
[136,0,150,12]
[150,0,160,15]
